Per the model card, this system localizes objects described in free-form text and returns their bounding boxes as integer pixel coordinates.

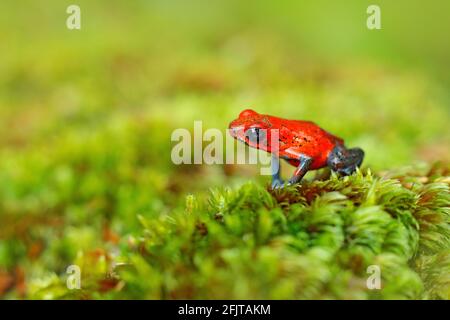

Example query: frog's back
[277,118,344,169]
[289,119,343,145]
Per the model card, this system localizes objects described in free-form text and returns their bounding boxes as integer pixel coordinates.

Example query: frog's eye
[245,127,266,144]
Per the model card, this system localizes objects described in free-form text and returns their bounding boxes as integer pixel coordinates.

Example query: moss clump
[98,164,447,300]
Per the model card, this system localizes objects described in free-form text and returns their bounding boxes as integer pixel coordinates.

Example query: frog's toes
[271,179,297,189]
[271,178,285,189]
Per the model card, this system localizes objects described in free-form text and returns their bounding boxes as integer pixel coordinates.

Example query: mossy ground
[2,162,448,299]
[0,1,449,299]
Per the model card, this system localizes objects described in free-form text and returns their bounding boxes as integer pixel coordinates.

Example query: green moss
[99,165,447,300]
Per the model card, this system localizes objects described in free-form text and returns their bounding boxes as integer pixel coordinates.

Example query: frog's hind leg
[327,145,364,176]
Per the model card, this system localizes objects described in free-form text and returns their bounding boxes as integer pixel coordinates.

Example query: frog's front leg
[271,154,284,189]
[287,155,312,185]
[271,154,312,189]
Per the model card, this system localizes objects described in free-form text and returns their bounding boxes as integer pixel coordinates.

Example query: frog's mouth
[229,126,246,142]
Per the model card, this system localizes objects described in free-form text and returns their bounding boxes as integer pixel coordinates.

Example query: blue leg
[327,145,364,176]
[271,154,284,189]
[287,156,312,185]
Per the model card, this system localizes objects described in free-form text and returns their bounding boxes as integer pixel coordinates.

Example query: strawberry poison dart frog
[229,109,364,188]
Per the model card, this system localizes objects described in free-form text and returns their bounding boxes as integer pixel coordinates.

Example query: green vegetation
[0,1,449,299]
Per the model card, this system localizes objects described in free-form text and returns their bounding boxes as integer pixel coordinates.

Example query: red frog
[229,109,364,188]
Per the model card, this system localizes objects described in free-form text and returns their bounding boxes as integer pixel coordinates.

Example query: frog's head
[229,109,274,151]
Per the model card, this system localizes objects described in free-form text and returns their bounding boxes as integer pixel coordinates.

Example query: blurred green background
[0,0,449,298]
